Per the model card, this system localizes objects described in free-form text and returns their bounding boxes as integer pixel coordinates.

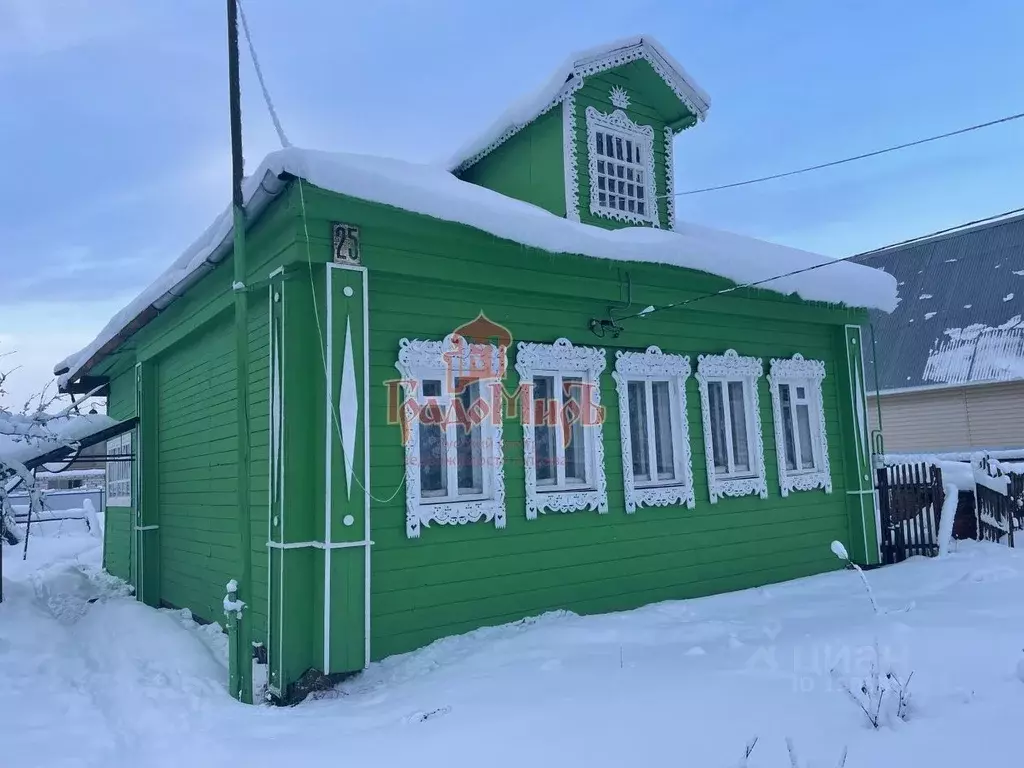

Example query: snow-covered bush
[831,638,913,728]
[735,737,848,767]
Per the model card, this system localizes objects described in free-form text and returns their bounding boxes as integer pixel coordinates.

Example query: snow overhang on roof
[446,35,712,174]
[55,147,898,389]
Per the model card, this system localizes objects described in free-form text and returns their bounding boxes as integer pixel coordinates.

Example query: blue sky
[1,0,1022,404]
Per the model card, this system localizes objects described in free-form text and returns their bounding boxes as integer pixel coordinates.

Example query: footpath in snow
[2,534,1023,767]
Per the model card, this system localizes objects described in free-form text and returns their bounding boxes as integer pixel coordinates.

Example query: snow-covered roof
[446,35,712,173]
[56,147,898,387]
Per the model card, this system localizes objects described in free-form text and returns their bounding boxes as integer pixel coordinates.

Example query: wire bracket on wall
[588,271,632,338]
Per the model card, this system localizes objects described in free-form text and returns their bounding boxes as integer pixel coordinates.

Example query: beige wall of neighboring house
[869,380,1024,454]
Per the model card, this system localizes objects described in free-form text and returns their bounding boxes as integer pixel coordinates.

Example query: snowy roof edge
[56,146,898,387]
[446,35,712,173]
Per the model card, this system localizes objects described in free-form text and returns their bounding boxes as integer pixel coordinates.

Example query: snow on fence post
[223,579,247,702]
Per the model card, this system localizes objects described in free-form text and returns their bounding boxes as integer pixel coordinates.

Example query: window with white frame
[613,347,694,512]
[768,354,832,497]
[585,107,659,226]
[515,338,608,518]
[396,335,506,538]
[105,432,132,506]
[695,350,768,503]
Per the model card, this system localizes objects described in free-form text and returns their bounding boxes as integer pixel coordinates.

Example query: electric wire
[666,110,1024,197]
[613,206,1024,323]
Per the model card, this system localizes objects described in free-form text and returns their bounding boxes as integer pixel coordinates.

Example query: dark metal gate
[876,463,945,565]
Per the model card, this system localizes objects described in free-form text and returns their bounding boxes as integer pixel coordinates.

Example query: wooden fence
[876,463,945,565]
[878,457,1024,565]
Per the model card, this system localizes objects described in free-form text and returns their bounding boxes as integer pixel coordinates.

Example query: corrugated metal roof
[853,213,1024,392]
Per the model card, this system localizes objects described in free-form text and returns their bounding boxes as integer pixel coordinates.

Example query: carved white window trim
[613,347,694,513]
[695,350,768,503]
[768,354,832,497]
[515,338,608,519]
[105,432,132,506]
[396,336,507,538]
[585,107,659,227]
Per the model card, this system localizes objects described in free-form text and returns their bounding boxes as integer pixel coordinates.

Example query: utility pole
[226,0,253,704]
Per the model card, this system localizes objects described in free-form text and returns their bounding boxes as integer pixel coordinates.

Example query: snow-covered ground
[3,534,1023,767]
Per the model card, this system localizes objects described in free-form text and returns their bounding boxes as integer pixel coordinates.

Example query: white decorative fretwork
[339,317,358,499]
[609,85,631,109]
[664,126,675,229]
[768,354,832,497]
[396,336,507,538]
[515,338,608,519]
[612,347,694,512]
[695,350,768,503]
[450,39,708,174]
[585,107,659,226]
[562,95,581,221]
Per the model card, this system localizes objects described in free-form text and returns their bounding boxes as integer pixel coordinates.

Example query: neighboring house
[854,213,1024,454]
[54,36,896,701]
[35,442,107,490]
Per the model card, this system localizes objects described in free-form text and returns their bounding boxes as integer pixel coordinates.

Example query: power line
[670,111,1024,197]
[613,206,1024,324]
[237,0,291,149]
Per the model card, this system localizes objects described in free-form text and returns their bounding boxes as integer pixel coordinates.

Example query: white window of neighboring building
[585,106,659,226]
[695,350,768,503]
[105,432,132,506]
[768,354,832,497]
[396,335,506,538]
[515,338,608,518]
[612,346,694,512]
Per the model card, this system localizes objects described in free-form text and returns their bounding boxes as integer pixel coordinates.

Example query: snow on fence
[8,493,102,539]
[878,454,1024,562]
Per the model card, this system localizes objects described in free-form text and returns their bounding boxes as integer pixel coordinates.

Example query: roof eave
[57,169,290,391]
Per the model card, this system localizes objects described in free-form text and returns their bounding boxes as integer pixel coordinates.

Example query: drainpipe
[227,0,253,704]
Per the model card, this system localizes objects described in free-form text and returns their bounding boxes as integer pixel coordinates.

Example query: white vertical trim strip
[845,324,875,564]
[265,281,275,695]
[361,266,371,667]
[323,265,333,673]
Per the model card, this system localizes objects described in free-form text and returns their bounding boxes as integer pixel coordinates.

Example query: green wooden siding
[457,108,566,217]
[156,317,238,624]
[292,185,868,664]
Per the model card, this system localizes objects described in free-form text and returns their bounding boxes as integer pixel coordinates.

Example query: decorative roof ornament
[609,85,630,109]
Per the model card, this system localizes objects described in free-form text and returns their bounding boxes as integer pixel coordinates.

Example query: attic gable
[448,36,710,174]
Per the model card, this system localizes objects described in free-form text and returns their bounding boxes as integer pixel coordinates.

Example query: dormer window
[585,107,659,227]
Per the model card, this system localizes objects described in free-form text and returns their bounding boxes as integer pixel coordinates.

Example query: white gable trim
[449,37,710,174]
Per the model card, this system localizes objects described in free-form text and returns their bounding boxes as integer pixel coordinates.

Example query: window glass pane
[563,377,586,485]
[727,381,750,472]
[651,380,675,480]
[708,381,728,473]
[637,202,645,215]
[419,422,447,496]
[797,403,816,469]
[456,381,483,494]
[596,133,604,155]
[780,384,797,471]
[796,385,806,400]
[422,379,442,397]
[627,381,650,481]
[534,376,557,485]
[615,136,623,159]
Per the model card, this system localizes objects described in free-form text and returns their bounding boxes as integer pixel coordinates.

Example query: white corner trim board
[563,95,581,222]
[396,335,507,538]
[767,354,833,497]
[612,346,695,512]
[695,350,768,503]
[515,338,609,518]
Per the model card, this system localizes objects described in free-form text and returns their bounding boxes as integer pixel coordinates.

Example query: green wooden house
[56,36,897,702]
